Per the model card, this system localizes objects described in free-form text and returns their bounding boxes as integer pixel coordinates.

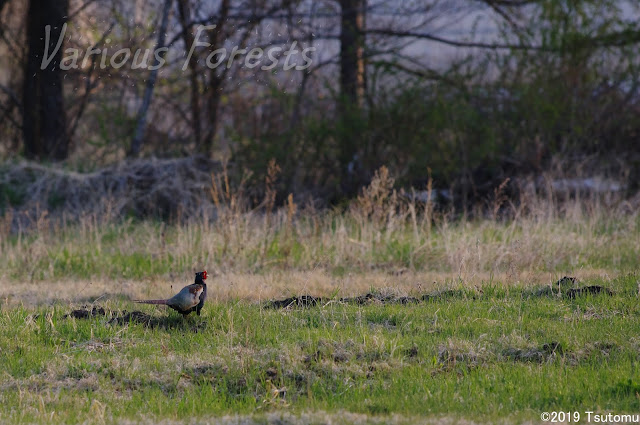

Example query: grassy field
[1,172,639,424]
[1,274,639,424]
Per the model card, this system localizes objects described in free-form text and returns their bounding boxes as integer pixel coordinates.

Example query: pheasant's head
[196,270,207,281]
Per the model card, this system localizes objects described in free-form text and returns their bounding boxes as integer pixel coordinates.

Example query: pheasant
[135,271,208,316]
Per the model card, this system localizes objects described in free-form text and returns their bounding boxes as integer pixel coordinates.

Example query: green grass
[1,274,639,424]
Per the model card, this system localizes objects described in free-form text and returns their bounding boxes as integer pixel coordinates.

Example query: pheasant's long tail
[134,299,168,305]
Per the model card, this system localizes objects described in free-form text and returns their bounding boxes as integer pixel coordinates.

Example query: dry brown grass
[0,162,638,305]
[0,157,222,226]
[0,268,618,307]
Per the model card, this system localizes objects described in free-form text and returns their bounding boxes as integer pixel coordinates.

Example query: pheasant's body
[135,271,207,316]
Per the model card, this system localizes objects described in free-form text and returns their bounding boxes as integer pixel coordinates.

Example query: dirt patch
[343,292,420,305]
[265,289,476,309]
[64,306,106,319]
[189,363,230,381]
[265,295,324,309]
[503,341,564,363]
[438,345,481,367]
[421,289,473,301]
[565,285,614,298]
[531,276,613,299]
[556,276,578,287]
[108,311,153,326]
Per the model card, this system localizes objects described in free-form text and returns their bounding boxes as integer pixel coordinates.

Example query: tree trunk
[23,0,69,161]
[339,0,366,106]
[177,0,202,149]
[201,0,230,156]
[0,0,8,16]
[129,0,173,158]
[337,0,366,197]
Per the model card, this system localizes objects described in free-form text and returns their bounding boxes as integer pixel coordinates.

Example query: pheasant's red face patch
[202,270,207,280]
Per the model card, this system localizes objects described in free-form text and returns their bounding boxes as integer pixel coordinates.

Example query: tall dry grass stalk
[0,166,638,288]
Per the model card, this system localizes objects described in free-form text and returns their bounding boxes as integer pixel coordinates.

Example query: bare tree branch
[364,28,545,50]
[68,21,115,142]
[129,0,173,158]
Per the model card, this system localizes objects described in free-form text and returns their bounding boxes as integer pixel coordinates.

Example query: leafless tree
[129,0,173,157]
